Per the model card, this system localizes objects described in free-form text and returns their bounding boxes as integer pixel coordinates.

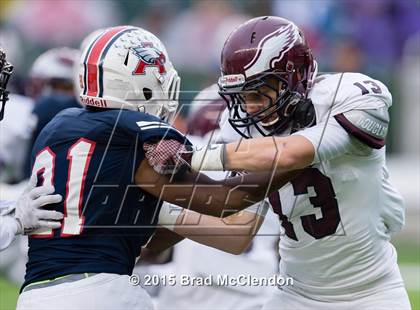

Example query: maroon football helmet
[218,16,317,137]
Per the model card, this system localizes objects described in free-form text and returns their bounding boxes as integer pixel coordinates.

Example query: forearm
[159,170,297,217]
[156,201,268,255]
[136,160,299,218]
[224,135,314,172]
[190,136,314,173]
[224,137,284,172]
[145,227,184,253]
[173,209,264,255]
[207,170,299,215]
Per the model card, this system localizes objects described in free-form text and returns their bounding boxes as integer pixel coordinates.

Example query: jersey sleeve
[334,108,388,149]
[332,73,392,112]
[0,200,15,216]
[332,75,391,149]
[312,73,392,150]
[0,210,18,251]
[293,117,371,164]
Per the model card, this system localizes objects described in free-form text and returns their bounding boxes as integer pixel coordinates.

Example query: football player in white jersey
[181,16,410,309]
[0,49,63,252]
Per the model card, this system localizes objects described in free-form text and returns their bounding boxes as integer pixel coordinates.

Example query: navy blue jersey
[23,107,189,290]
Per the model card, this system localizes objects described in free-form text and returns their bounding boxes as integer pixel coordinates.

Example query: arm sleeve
[0,200,16,215]
[0,215,18,251]
[293,117,370,164]
[0,201,18,251]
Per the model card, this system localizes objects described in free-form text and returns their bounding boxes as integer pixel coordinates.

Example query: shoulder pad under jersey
[334,107,389,149]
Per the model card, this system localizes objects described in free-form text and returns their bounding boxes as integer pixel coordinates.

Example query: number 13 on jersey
[269,168,341,240]
[30,138,96,237]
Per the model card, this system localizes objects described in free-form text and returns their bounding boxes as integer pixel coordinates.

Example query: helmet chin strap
[291,98,316,132]
[282,61,317,133]
[261,115,280,127]
[260,96,315,134]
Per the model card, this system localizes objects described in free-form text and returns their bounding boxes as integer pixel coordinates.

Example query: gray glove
[14,175,63,234]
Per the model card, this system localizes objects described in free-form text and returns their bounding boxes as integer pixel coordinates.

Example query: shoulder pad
[120,110,191,146]
[334,107,389,149]
[340,73,392,108]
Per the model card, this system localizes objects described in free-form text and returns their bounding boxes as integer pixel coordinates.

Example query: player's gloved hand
[14,175,63,235]
[143,139,192,174]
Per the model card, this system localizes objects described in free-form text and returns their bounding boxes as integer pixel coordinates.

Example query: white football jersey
[0,94,36,182]
[218,72,406,299]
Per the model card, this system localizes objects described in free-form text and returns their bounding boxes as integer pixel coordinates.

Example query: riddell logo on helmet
[219,74,245,88]
[79,96,107,107]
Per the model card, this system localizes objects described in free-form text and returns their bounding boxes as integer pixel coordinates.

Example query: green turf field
[0,241,419,310]
[411,291,420,310]
[0,278,18,310]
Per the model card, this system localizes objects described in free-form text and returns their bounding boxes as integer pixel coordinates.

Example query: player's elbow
[234,239,252,255]
[207,234,253,255]
[224,237,252,255]
[227,248,244,255]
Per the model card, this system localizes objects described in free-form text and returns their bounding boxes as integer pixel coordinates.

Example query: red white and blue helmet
[78,26,180,122]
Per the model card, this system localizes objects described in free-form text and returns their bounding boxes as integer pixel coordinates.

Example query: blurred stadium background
[0,0,419,309]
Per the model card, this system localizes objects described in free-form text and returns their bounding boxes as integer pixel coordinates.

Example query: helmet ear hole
[143,88,153,100]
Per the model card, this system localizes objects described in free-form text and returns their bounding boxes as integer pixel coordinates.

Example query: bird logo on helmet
[244,22,300,78]
[131,44,167,75]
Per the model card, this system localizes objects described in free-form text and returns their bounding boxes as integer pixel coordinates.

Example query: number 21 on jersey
[31,138,96,237]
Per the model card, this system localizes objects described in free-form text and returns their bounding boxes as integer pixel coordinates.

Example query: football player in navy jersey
[16,26,295,310]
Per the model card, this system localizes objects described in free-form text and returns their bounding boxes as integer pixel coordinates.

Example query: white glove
[14,175,63,235]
